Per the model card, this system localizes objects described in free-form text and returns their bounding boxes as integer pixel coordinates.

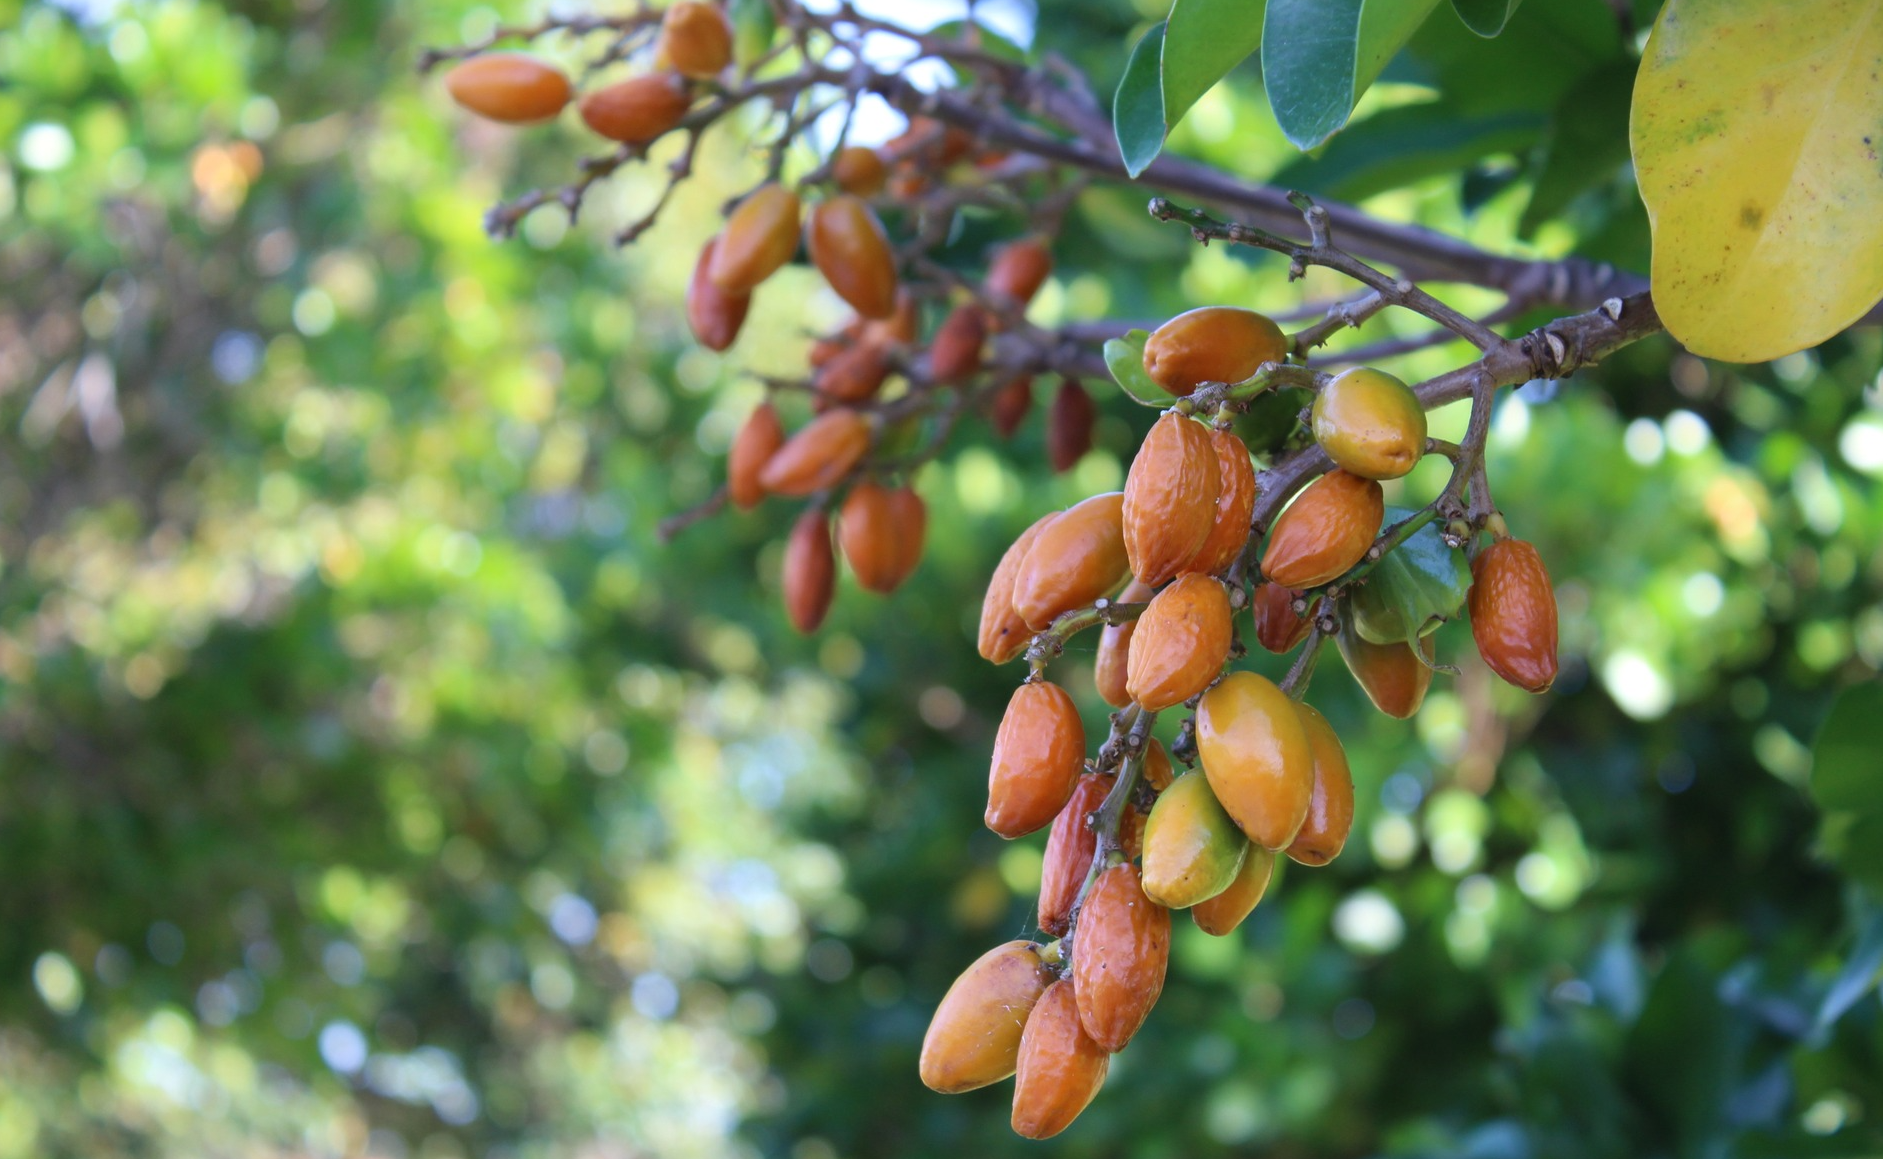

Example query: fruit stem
[1279,622,1330,699]
[1060,706,1158,960]
[1024,598,1148,676]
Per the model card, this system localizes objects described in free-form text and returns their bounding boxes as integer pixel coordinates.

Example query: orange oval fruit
[444,55,572,123]
[1125,574,1232,712]
[985,237,1053,308]
[839,481,903,594]
[1011,978,1109,1139]
[1012,492,1130,631]
[1468,538,1559,693]
[1260,469,1384,589]
[919,940,1053,1093]
[1251,582,1315,653]
[813,341,891,404]
[989,375,1033,439]
[1285,703,1354,866]
[686,235,750,352]
[977,512,1062,664]
[656,1,733,78]
[1093,578,1153,709]
[831,145,888,196]
[1185,429,1257,576]
[1191,844,1276,936]
[1142,307,1288,397]
[987,681,1085,839]
[1311,366,1428,480]
[1140,770,1247,909]
[1142,737,1176,791]
[1038,774,1109,936]
[1123,412,1221,586]
[807,194,898,319]
[864,289,919,346]
[1048,379,1096,473]
[1071,863,1169,1052]
[1337,619,1434,718]
[929,303,987,381]
[1196,671,1314,850]
[710,183,802,294]
[757,409,870,496]
[782,510,835,633]
[579,72,692,143]
[727,401,784,509]
[885,486,926,589]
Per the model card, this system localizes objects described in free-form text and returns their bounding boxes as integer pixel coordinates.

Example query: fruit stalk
[1061,706,1157,956]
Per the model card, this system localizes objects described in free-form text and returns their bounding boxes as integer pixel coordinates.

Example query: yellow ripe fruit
[1191,844,1276,936]
[1124,573,1232,712]
[710,183,802,294]
[1196,671,1314,850]
[1142,307,1288,397]
[1285,704,1355,866]
[1140,770,1248,909]
[444,55,573,124]
[1310,367,1428,480]
[1122,411,1220,585]
[919,940,1054,1093]
[1010,492,1130,631]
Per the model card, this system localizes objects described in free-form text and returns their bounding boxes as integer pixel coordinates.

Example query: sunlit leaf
[1261,0,1444,150]
[1632,0,1883,362]
[1162,0,1267,132]
[1114,21,1168,177]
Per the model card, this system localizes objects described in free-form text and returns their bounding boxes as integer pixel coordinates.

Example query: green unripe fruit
[1140,770,1248,909]
[1310,367,1428,480]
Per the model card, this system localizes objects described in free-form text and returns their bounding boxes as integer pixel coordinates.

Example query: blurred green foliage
[2,1,1881,1158]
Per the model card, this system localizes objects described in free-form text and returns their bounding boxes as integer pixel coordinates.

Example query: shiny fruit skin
[1142,307,1288,397]
[686,236,751,352]
[1469,538,1559,693]
[1251,582,1314,653]
[813,341,890,404]
[1123,412,1221,585]
[1012,492,1130,631]
[1047,379,1096,473]
[1141,770,1248,909]
[989,375,1033,438]
[710,184,802,293]
[578,73,692,143]
[986,681,1085,839]
[985,238,1053,307]
[929,304,987,381]
[920,940,1053,1093]
[757,409,870,496]
[831,145,888,196]
[1142,738,1176,791]
[1337,620,1434,718]
[1197,671,1314,850]
[782,510,835,634]
[1072,863,1169,1052]
[1286,704,1354,866]
[1093,578,1153,709]
[1125,574,1232,712]
[885,486,926,589]
[444,55,572,123]
[1011,979,1109,1140]
[1038,775,1109,936]
[839,481,904,593]
[1260,469,1384,589]
[727,401,784,510]
[977,512,1061,664]
[1185,429,1257,576]
[1191,844,1276,936]
[807,195,898,319]
[657,1,733,78]
[1311,367,1428,480]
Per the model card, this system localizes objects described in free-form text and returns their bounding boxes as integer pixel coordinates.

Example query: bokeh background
[5,1,1883,1156]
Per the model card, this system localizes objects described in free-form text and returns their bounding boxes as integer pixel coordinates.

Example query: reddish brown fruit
[727,401,784,510]
[1191,845,1276,936]
[839,481,904,594]
[782,510,835,634]
[920,941,1053,1093]
[1038,774,1109,936]
[710,183,802,294]
[1286,704,1355,866]
[985,237,1054,308]
[886,164,929,201]
[1123,412,1221,586]
[1072,863,1169,1052]
[1011,492,1130,631]
[1047,379,1096,473]
[686,236,751,351]
[1093,578,1154,709]
[986,681,1085,839]
[1125,574,1233,712]
[885,116,974,166]
[1185,430,1257,576]
[885,486,926,589]
[1469,538,1559,693]
[807,195,898,319]
[978,512,1061,664]
[444,55,572,124]
[831,145,889,196]
[930,304,987,381]
[656,1,733,79]
[1142,307,1288,397]
[864,290,919,346]
[579,73,692,143]
[1260,469,1384,589]
[1011,979,1109,1140]
[989,376,1034,438]
[1142,738,1176,791]
[757,409,870,496]
[1337,621,1434,719]
[1251,582,1315,653]
[813,341,891,404]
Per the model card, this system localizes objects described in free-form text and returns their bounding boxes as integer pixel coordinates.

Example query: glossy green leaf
[1518,62,1635,237]
[1113,21,1168,177]
[1162,0,1268,131]
[1811,682,1883,894]
[1273,101,1541,202]
[1451,0,1521,36]
[1261,0,1443,150]
[1103,329,1176,406]
[1351,509,1471,644]
[1632,0,1883,362]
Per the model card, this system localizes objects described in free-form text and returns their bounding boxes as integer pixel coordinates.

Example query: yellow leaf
[1631,0,1883,362]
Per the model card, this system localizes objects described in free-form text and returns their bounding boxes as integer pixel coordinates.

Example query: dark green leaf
[1271,101,1541,202]
[1351,509,1471,644]
[1451,0,1522,36]
[1103,330,1175,406]
[1811,683,1883,893]
[1114,21,1168,177]
[1814,906,1883,1036]
[1518,61,1639,237]
[1162,0,1267,131]
[1262,0,1443,150]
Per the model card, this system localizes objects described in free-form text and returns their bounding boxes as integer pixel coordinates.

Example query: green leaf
[728,0,776,65]
[1271,100,1541,202]
[1810,683,1883,894]
[1451,0,1521,36]
[1518,61,1635,237]
[1162,0,1267,131]
[1261,0,1443,150]
[1113,21,1168,177]
[1102,330,1175,406]
[1350,509,1471,644]
[1814,906,1883,1036]
[1632,0,1883,362]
